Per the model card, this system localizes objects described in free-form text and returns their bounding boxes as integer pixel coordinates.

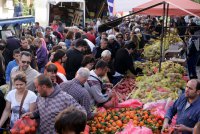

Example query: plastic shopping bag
[117,121,153,134]
[10,116,37,134]
[117,99,143,108]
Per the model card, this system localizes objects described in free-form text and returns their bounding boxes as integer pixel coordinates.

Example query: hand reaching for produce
[104,83,113,88]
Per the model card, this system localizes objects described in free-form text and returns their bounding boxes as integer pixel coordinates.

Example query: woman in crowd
[65,31,74,49]
[0,73,37,128]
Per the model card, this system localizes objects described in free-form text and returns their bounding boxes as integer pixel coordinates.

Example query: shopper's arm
[0,101,11,127]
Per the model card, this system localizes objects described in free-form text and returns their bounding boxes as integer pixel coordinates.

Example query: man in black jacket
[113,41,138,84]
[187,23,200,79]
[64,39,88,80]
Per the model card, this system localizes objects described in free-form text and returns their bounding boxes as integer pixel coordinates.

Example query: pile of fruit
[132,61,186,103]
[88,108,164,134]
[135,61,159,75]
[10,116,37,134]
[113,78,136,101]
[143,33,183,61]
[160,61,186,75]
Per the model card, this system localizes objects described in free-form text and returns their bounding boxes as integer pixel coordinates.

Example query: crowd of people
[0,15,200,134]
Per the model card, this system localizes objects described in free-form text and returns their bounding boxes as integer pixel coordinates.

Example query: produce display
[143,33,183,61]
[88,108,164,134]
[113,78,136,101]
[10,116,37,134]
[135,60,185,76]
[132,61,186,103]
[135,61,159,75]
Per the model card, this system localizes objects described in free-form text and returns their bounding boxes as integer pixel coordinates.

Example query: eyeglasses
[21,61,31,64]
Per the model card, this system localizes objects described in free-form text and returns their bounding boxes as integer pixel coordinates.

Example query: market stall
[85,1,200,133]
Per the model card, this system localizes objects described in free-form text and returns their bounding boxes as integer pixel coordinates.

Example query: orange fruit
[158,120,163,125]
[116,120,123,127]
[24,126,30,133]
[139,121,144,126]
[133,116,138,120]
[113,116,119,120]
[133,120,138,125]
[91,127,97,132]
[30,127,36,132]
[112,122,117,126]
[19,130,25,134]
[97,123,101,129]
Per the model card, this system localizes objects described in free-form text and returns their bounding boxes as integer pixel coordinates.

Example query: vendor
[162,79,200,134]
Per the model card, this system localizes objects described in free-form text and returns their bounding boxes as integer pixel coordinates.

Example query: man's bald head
[188,79,200,91]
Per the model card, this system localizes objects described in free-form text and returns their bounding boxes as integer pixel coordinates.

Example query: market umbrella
[132,0,200,17]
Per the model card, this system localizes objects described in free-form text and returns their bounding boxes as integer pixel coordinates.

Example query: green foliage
[22,4,29,16]
[193,0,200,3]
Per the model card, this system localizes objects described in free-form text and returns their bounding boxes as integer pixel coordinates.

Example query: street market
[0,0,200,134]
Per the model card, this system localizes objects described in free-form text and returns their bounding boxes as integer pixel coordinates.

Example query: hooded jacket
[33,85,86,134]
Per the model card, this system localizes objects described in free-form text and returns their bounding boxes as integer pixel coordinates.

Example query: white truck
[34,0,85,27]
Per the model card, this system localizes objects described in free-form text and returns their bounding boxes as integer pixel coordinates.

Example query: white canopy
[48,0,85,5]
[114,0,151,12]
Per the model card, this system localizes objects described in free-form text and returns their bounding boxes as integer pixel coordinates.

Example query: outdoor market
[0,0,200,134]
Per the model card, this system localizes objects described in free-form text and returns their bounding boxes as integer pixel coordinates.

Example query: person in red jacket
[85,27,96,44]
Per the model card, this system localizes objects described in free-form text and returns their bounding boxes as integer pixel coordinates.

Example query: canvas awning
[0,16,35,27]
[133,0,200,17]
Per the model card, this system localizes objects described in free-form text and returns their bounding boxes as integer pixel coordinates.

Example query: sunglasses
[21,61,31,64]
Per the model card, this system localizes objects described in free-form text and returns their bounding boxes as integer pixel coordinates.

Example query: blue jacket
[165,94,200,134]
[6,60,18,83]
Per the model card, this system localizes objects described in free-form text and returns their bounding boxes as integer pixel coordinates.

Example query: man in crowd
[85,60,113,107]
[95,32,108,47]
[44,27,56,51]
[101,50,115,82]
[162,79,200,134]
[107,35,120,59]
[5,32,20,62]
[55,107,87,134]
[5,49,21,83]
[0,39,12,68]
[19,36,37,69]
[65,39,88,80]
[113,41,138,84]
[10,51,40,91]
[93,38,110,59]
[116,33,125,47]
[60,67,94,119]
[24,75,86,134]
[32,22,44,37]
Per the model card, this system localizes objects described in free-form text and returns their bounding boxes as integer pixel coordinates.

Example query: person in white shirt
[0,72,37,128]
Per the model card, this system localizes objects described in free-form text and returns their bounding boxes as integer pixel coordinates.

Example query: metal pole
[163,3,169,60]
[159,2,166,72]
